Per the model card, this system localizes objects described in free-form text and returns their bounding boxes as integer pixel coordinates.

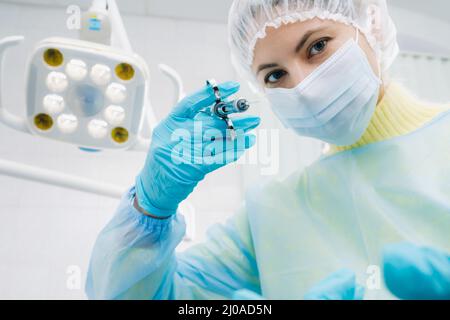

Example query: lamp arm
[0,36,29,134]
[107,0,133,53]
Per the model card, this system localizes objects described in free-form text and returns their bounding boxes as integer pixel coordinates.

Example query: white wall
[388,5,450,103]
[0,1,449,300]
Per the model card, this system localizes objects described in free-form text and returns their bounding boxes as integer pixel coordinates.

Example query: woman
[86,0,450,300]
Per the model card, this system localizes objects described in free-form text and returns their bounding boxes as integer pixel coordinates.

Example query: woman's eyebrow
[256,26,329,75]
[295,27,327,53]
[256,63,279,75]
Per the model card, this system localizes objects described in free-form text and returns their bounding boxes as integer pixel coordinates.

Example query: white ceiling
[0,0,234,22]
[0,0,448,24]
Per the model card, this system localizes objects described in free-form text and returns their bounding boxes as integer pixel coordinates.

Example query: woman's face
[252,18,380,90]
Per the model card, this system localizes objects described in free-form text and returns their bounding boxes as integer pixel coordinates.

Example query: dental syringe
[206,79,251,140]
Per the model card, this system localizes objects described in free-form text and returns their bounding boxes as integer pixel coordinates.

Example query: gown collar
[329,82,449,154]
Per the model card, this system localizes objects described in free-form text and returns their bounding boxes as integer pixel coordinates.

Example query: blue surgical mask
[265,30,381,146]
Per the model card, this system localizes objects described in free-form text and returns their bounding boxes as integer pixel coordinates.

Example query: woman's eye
[308,39,328,58]
[265,70,287,84]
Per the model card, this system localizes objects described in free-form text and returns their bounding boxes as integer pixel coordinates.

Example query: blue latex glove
[136,81,260,218]
[232,269,364,300]
[383,242,450,300]
[304,269,365,300]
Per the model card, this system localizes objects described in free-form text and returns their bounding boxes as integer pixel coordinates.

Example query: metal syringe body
[211,98,250,118]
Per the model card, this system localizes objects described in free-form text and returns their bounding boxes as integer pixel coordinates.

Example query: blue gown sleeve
[85,187,261,300]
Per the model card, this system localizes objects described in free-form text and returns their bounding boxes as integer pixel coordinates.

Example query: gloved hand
[135,81,260,218]
[383,242,450,300]
[232,269,364,300]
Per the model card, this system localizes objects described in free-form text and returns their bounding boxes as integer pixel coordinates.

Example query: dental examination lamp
[0,0,195,240]
[0,0,161,152]
[0,0,184,196]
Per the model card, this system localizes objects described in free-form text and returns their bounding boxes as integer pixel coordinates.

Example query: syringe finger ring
[206,79,221,103]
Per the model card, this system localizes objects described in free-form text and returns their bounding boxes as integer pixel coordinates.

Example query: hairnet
[228,0,399,86]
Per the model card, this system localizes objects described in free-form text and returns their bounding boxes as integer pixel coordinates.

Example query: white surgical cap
[228,0,399,86]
